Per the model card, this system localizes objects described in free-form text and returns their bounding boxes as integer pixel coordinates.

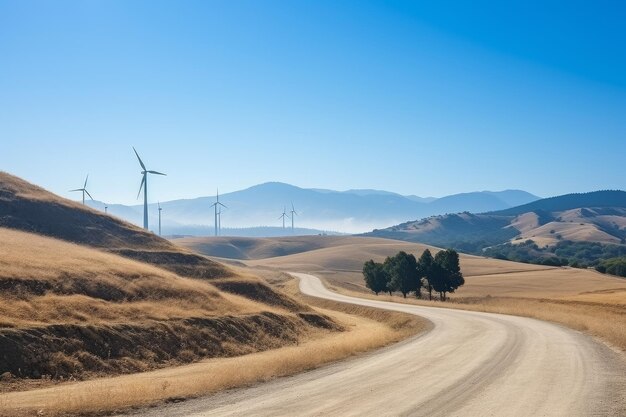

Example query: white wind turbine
[210,189,226,236]
[133,147,166,230]
[70,174,94,205]
[158,202,163,236]
[290,202,298,233]
[279,206,289,229]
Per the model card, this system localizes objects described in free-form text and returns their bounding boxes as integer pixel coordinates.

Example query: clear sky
[1,0,625,205]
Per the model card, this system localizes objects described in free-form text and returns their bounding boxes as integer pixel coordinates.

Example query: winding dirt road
[131,273,626,417]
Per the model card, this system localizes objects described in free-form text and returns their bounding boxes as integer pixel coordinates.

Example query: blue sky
[1,0,625,205]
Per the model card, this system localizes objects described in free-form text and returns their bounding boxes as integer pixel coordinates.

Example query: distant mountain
[368,190,626,252]
[84,182,540,235]
[483,190,543,208]
[406,195,438,203]
[491,190,626,216]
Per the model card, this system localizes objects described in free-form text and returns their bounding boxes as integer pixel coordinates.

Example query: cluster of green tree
[595,257,626,277]
[482,240,626,272]
[362,249,464,301]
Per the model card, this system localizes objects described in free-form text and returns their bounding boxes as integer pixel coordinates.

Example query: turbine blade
[136,175,145,199]
[69,189,82,192]
[218,202,227,208]
[147,170,166,176]
[85,189,94,200]
[84,174,89,188]
[133,147,146,170]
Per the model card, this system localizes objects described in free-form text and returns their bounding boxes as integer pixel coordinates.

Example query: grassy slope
[0,172,348,385]
[173,235,367,260]
[0,228,347,386]
[0,171,228,279]
[0,305,426,417]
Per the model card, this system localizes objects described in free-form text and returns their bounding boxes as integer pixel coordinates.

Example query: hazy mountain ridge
[84,182,540,235]
[369,190,626,251]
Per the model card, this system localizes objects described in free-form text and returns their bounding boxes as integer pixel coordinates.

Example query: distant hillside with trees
[367,190,626,278]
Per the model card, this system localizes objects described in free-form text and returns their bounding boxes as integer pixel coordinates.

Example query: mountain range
[84,182,540,235]
[368,190,626,258]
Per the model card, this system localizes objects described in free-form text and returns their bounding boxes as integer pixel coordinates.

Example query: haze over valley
[85,182,540,235]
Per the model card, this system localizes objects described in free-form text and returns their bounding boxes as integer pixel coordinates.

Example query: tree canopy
[384,251,419,298]
[362,249,464,301]
[362,259,389,295]
[417,249,435,300]
[432,249,465,301]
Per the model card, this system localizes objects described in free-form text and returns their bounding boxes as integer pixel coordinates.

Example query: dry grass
[0,228,344,388]
[246,236,554,278]
[242,235,626,351]
[0,171,230,279]
[322,281,626,352]
[0,228,258,327]
[0,306,426,416]
[510,207,626,246]
[172,235,354,260]
[0,171,172,251]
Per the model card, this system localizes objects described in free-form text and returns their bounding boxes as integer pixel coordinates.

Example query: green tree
[362,259,388,295]
[432,249,465,301]
[417,249,435,300]
[384,251,419,298]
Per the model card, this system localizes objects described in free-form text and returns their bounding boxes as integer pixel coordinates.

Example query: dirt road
[129,273,625,417]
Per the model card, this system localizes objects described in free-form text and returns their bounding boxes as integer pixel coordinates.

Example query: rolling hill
[84,182,539,235]
[175,235,626,301]
[0,171,229,279]
[368,190,626,268]
[0,173,341,386]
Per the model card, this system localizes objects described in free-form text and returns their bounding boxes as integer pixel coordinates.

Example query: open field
[172,236,357,260]
[241,236,624,297]
[0,304,425,416]
[182,235,555,276]
[224,235,626,350]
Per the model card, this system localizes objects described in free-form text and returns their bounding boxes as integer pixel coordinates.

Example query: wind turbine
[104,205,108,214]
[279,206,290,229]
[210,189,226,236]
[158,202,163,236]
[133,147,166,230]
[70,175,94,205]
[290,202,298,233]
[218,205,224,236]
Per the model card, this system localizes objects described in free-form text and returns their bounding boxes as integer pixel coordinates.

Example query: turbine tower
[133,147,166,230]
[70,174,94,205]
[158,202,163,236]
[210,189,226,236]
[218,205,223,236]
[290,202,298,233]
[279,206,289,229]
[104,205,108,214]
